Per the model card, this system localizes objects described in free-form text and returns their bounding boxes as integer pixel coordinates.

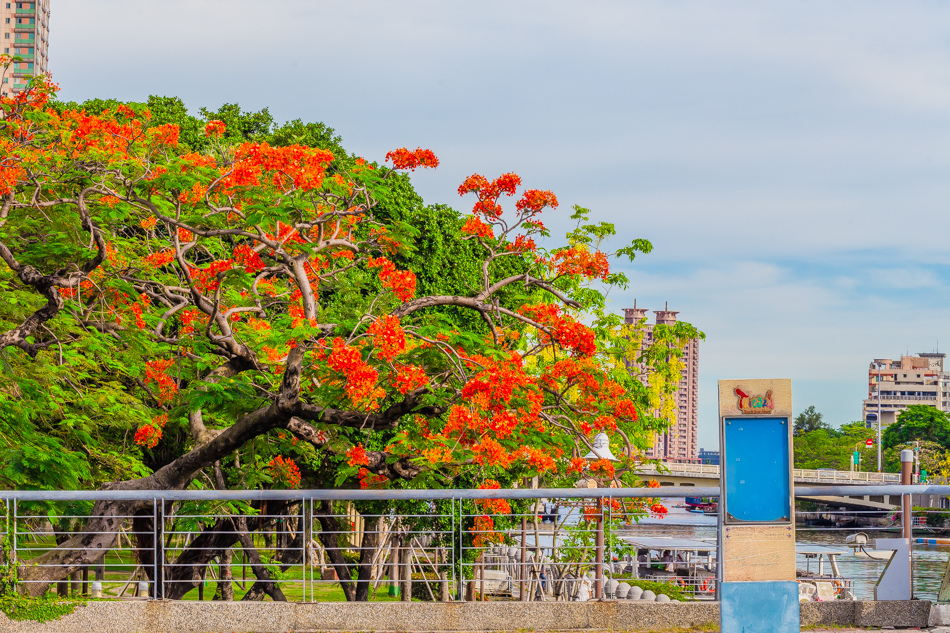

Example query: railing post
[901,449,914,598]
[519,516,527,601]
[300,497,306,603]
[594,496,604,600]
[152,497,158,599]
[158,496,165,600]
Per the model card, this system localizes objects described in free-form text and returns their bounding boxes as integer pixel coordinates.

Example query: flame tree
[0,73,700,599]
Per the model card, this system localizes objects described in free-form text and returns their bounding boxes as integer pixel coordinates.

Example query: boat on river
[796,545,855,601]
[619,537,857,601]
[620,536,718,599]
[684,497,719,516]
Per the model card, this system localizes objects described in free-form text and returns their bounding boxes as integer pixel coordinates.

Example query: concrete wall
[0,599,935,633]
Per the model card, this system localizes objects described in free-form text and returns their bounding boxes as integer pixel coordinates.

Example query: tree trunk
[400,537,411,602]
[236,516,286,601]
[212,549,234,601]
[354,516,380,601]
[313,501,356,601]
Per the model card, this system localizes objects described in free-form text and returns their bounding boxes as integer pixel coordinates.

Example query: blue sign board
[722,416,791,523]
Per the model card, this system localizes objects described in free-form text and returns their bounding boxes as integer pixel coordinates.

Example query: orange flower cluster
[520,446,557,473]
[470,515,499,548]
[367,315,406,361]
[145,359,178,403]
[134,414,168,449]
[515,189,558,214]
[650,503,668,518]
[567,457,587,474]
[519,304,596,357]
[550,246,610,281]
[233,244,265,274]
[358,467,389,489]
[140,216,158,231]
[367,256,416,303]
[178,182,207,204]
[385,147,439,171]
[393,364,429,394]
[421,445,453,464]
[130,293,150,329]
[134,425,161,449]
[461,215,494,239]
[589,458,616,478]
[227,142,334,192]
[472,437,513,467]
[189,259,234,293]
[205,119,226,138]
[326,338,384,409]
[475,480,512,515]
[457,172,520,218]
[0,139,25,196]
[347,443,370,467]
[268,455,302,488]
[510,235,537,252]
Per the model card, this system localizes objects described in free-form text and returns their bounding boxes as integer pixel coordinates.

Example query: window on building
[4,19,9,23]
[4,34,9,39]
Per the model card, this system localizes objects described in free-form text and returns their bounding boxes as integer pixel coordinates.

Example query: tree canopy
[794,405,830,436]
[0,75,699,597]
[793,421,877,471]
[882,405,950,451]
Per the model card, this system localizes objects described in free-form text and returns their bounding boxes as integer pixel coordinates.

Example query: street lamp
[584,432,619,462]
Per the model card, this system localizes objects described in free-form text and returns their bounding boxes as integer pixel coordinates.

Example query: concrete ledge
[854,599,933,628]
[799,600,854,627]
[0,599,933,632]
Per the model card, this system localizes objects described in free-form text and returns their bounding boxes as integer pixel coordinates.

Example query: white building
[863,352,950,428]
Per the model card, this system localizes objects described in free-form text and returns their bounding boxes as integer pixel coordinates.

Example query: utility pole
[877,362,883,472]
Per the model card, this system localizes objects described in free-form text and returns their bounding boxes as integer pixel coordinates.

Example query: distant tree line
[792,404,950,474]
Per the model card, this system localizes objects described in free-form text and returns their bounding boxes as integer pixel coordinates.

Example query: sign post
[719,378,799,633]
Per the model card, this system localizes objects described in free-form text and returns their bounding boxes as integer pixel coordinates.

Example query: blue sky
[49,1,950,448]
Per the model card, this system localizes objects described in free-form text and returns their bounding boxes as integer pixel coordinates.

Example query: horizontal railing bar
[1,483,939,501]
[0,487,718,501]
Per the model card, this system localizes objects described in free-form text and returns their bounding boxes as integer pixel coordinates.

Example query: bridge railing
[635,462,901,483]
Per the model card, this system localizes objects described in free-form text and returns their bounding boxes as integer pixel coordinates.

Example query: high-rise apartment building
[0,1,50,98]
[863,352,950,428]
[623,302,700,464]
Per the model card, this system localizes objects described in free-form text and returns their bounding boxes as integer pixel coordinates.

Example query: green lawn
[15,531,417,602]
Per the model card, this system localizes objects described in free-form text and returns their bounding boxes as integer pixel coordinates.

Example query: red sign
[866,439,874,447]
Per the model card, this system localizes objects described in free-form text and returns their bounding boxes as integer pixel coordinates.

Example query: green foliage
[0,595,81,623]
[793,422,880,471]
[794,405,830,436]
[883,405,950,450]
[0,510,16,596]
[609,575,688,601]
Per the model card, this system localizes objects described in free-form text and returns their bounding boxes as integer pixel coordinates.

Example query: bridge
[636,463,906,510]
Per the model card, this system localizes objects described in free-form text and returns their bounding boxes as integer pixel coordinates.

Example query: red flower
[475,480,511,515]
[134,424,162,449]
[205,120,226,138]
[368,315,406,361]
[385,147,439,171]
[347,443,370,467]
[268,455,302,488]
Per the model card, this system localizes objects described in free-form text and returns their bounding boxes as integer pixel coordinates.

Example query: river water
[618,500,949,601]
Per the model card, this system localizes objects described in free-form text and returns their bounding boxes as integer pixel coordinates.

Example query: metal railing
[635,462,902,483]
[0,484,945,603]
